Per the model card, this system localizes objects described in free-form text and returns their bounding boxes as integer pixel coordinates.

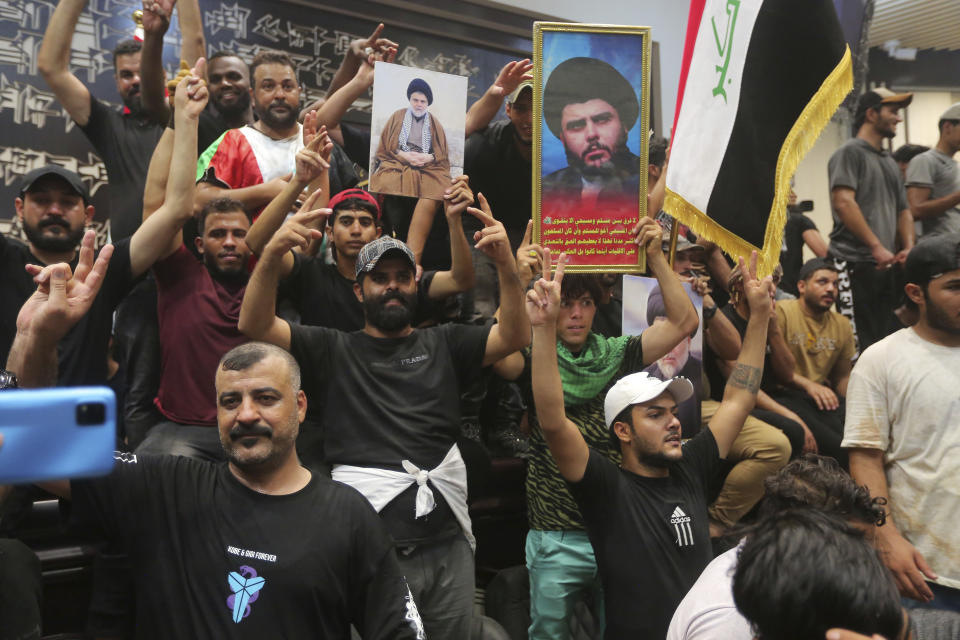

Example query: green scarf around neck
[557,333,631,406]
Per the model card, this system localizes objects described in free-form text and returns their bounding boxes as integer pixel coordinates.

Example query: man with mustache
[5,260,426,637]
[195,51,345,219]
[137,0,255,152]
[769,258,854,465]
[541,57,641,218]
[239,197,530,638]
[38,0,165,241]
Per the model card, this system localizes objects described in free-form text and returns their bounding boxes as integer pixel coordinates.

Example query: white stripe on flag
[667,0,762,213]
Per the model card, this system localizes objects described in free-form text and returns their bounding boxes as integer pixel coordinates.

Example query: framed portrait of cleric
[533,23,652,272]
[622,276,704,435]
[369,62,468,201]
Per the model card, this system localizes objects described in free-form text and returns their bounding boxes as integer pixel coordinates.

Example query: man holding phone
[4,231,425,639]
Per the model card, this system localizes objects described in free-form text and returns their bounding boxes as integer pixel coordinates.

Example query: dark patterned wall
[0,0,529,241]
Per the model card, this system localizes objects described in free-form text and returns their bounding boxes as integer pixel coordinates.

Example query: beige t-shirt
[842,328,960,589]
[776,299,854,385]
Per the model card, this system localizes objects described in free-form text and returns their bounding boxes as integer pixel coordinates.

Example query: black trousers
[771,387,848,468]
[832,259,902,354]
[0,539,41,640]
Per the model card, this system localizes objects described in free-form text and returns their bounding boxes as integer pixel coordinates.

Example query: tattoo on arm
[729,364,761,393]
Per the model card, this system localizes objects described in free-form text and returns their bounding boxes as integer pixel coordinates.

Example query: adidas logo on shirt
[670,506,694,547]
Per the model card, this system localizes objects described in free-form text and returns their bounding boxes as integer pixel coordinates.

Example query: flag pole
[667,220,679,269]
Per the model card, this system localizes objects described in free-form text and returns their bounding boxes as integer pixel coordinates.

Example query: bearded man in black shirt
[528,250,775,639]
[6,254,425,639]
[239,194,530,638]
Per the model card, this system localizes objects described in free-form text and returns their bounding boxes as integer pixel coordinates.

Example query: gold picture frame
[532,21,652,273]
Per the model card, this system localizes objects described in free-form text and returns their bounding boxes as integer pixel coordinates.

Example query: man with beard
[5,263,425,637]
[239,197,530,638]
[0,167,134,386]
[843,232,960,612]
[137,0,253,151]
[491,219,699,639]
[906,102,960,240]
[38,0,165,241]
[828,88,915,352]
[371,78,451,200]
[770,258,854,465]
[541,57,641,217]
[528,249,774,639]
[195,51,309,219]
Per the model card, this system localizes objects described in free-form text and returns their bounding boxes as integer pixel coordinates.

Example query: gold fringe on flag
[665,46,853,277]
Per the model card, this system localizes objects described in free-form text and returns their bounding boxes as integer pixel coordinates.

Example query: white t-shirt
[666,544,752,640]
[842,328,960,589]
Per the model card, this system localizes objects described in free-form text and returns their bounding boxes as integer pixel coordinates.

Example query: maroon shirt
[154,246,246,425]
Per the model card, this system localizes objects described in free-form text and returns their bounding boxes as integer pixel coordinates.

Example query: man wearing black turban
[542,57,641,212]
[372,77,451,199]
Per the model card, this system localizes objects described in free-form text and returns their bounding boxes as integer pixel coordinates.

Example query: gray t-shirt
[827,138,908,262]
[905,148,960,238]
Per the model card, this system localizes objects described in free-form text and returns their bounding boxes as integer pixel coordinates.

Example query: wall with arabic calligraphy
[0,0,532,241]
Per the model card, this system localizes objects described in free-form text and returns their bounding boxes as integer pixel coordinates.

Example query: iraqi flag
[665,0,852,274]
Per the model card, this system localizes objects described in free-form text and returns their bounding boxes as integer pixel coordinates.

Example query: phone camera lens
[76,402,106,426]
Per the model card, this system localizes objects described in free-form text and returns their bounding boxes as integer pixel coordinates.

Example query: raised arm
[238,208,329,349]
[139,0,175,124]
[310,42,395,147]
[707,252,774,457]
[425,176,475,298]
[129,60,207,278]
[464,59,532,137]
[528,251,590,481]
[638,218,700,364]
[831,187,895,268]
[7,231,113,388]
[175,0,205,66]
[326,24,396,100]
[37,0,92,126]
[469,195,530,365]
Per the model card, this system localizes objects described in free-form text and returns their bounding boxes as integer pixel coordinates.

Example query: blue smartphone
[0,386,116,484]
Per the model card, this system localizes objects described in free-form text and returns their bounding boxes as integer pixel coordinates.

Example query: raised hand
[526,248,565,327]
[740,251,775,319]
[516,219,543,289]
[142,0,175,35]
[351,23,399,62]
[173,58,208,117]
[490,59,533,98]
[295,122,332,183]
[18,230,113,342]
[443,174,474,218]
[264,204,329,259]
[632,216,665,262]
[467,193,512,266]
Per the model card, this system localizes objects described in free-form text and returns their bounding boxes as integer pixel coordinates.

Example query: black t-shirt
[463,119,531,249]
[72,454,423,639]
[78,97,164,240]
[340,123,372,168]
[780,212,818,296]
[0,236,135,385]
[569,430,722,639]
[289,323,489,543]
[198,107,232,153]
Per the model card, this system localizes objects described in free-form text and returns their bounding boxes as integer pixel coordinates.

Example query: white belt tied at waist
[332,443,475,550]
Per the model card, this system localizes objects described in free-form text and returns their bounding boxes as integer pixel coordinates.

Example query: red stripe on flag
[671,0,708,137]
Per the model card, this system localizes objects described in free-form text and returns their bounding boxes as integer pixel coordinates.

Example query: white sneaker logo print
[670,506,694,547]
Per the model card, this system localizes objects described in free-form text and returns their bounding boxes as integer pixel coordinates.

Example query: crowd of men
[0,2,959,639]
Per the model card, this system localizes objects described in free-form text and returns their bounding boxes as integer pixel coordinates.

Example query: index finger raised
[521,219,533,246]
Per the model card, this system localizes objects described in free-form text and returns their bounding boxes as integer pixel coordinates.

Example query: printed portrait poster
[534,23,651,272]
[622,276,704,436]
[369,62,467,200]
